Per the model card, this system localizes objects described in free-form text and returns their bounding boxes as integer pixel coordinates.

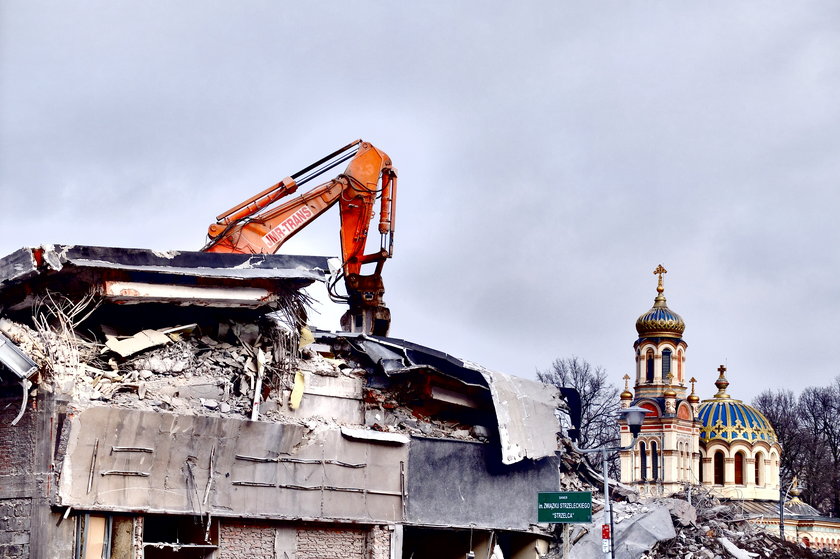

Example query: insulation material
[289,371,305,410]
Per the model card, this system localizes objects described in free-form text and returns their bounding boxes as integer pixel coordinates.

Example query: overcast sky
[2,2,839,404]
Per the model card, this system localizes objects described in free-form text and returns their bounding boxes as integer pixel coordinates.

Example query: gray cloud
[2,1,839,403]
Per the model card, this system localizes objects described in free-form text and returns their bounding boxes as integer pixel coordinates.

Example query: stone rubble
[541,465,840,559]
[636,488,840,559]
[0,312,484,443]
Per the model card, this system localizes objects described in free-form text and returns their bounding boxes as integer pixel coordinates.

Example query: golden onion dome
[620,374,633,400]
[636,265,685,338]
[687,377,700,403]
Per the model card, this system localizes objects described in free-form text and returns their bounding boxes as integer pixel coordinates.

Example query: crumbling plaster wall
[0,399,35,558]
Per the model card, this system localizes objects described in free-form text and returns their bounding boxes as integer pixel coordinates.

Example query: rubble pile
[553,490,840,559]
[359,382,490,442]
[555,438,610,494]
[0,300,486,444]
[1,311,303,416]
[647,494,840,559]
[542,445,840,559]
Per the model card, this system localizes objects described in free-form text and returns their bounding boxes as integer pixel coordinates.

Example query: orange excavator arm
[202,140,397,335]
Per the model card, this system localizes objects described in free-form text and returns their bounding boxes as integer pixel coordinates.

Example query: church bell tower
[619,266,701,496]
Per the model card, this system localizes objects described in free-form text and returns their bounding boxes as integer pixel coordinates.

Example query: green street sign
[537,491,592,523]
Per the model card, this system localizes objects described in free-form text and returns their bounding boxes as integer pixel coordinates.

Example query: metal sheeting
[468,363,563,464]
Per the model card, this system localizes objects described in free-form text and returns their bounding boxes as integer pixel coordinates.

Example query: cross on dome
[653,264,667,294]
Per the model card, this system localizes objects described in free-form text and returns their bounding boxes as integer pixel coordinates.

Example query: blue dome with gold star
[697,368,777,444]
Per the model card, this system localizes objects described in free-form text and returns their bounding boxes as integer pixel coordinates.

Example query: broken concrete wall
[58,407,406,522]
[406,437,559,531]
[286,368,365,424]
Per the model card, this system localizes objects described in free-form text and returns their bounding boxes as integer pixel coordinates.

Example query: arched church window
[755,452,764,486]
[662,349,672,377]
[713,451,724,485]
[646,350,654,383]
[651,441,659,480]
[735,452,744,485]
[639,442,647,481]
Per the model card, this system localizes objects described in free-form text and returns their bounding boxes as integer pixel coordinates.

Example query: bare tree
[538,356,620,475]
[798,381,840,516]
[753,377,840,517]
[752,388,805,485]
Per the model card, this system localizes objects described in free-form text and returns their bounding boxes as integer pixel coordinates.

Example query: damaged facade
[0,245,564,559]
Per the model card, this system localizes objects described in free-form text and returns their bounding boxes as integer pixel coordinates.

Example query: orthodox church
[617,265,781,500]
[616,266,840,550]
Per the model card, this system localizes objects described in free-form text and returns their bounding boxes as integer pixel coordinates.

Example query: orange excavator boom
[202,140,397,336]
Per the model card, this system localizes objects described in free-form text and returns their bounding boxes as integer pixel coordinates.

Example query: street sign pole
[602,447,612,559]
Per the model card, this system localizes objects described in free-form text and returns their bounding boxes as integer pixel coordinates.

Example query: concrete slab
[58,407,407,522]
[0,245,329,312]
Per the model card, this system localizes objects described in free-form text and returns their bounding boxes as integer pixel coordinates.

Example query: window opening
[639,442,647,481]
[662,349,672,377]
[651,441,659,480]
[713,452,724,485]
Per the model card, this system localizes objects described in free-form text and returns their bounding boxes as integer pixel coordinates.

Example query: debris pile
[0,295,487,445]
[561,483,840,559]
[647,492,840,559]
[360,381,491,442]
[539,448,840,559]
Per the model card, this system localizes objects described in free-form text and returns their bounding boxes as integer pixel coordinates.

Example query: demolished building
[0,245,565,559]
